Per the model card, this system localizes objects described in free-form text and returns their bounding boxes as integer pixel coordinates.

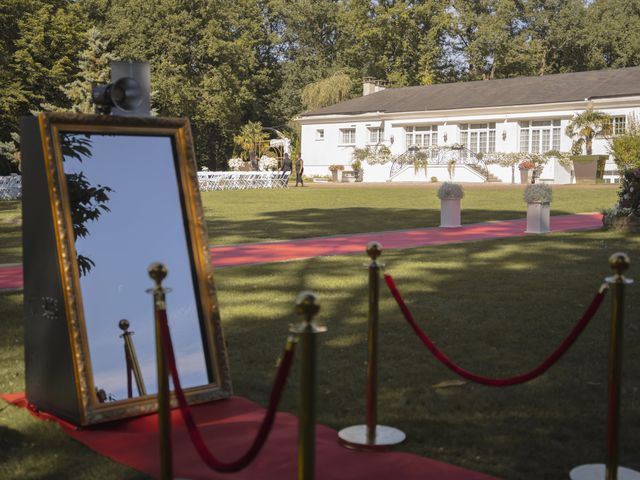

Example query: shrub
[430,176,438,183]
[610,119,640,170]
[437,182,464,200]
[524,184,553,204]
[328,164,345,172]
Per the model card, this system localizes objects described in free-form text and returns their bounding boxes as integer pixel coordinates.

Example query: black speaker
[110,61,150,116]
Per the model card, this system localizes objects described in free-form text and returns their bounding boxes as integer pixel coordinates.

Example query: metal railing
[388,146,487,181]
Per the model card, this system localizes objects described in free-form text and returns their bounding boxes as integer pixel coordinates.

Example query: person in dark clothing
[281,153,292,176]
[295,156,304,187]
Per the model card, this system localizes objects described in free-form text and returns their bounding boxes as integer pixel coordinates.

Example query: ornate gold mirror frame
[38,112,231,425]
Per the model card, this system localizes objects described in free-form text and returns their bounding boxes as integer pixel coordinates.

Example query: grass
[0,184,617,264]
[2,184,637,479]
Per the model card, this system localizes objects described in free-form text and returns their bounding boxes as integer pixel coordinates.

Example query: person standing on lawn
[295,156,304,187]
[281,153,292,177]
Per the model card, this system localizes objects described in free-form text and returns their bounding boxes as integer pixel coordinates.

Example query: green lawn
[0,184,617,263]
[2,184,638,479]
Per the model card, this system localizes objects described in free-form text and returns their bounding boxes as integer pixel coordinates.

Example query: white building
[297,67,640,184]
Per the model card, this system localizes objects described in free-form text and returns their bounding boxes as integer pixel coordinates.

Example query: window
[519,120,561,153]
[459,123,496,153]
[340,128,356,145]
[316,129,324,140]
[613,116,626,135]
[368,127,384,144]
[405,125,438,148]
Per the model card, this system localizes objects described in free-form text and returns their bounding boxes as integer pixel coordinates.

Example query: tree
[300,72,353,111]
[447,0,533,80]
[565,108,612,155]
[586,0,640,69]
[234,121,270,163]
[41,27,117,113]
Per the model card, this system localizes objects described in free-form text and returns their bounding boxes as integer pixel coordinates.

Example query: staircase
[388,147,502,183]
[469,164,502,182]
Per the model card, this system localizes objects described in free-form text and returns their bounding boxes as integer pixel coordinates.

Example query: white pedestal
[525,202,550,233]
[440,198,461,228]
[570,464,640,480]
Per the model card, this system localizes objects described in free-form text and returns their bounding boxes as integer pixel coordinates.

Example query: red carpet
[2,392,496,480]
[209,212,602,267]
[0,213,603,288]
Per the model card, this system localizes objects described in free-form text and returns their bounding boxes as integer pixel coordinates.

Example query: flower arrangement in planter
[519,160,535,170]
[524,183,553,204]
[258,155,278,171]
[329,164,345,182]
[228,157,244,171]
[437,182,464,227]
[524,184,552,233]
[437,182,465,200]
[603,168,640,232]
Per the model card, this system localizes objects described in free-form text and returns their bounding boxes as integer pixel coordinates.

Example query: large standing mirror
[28,113,231,425]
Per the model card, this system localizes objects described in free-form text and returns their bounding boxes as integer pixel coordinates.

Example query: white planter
[526,202,550,233]
[440,198,461,228]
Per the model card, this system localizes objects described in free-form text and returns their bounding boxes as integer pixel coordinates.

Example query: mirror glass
[59,132,209,402]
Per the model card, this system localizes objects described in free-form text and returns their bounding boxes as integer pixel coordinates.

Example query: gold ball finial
[118,319,130,332]
[367,241,382,261]
[295,290,320,321]
[148,262,168,286]
[609,252,630,275]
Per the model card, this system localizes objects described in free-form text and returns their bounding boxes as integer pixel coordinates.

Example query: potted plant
[603,168,640,232]
[524,184,553,233]
[351,159,363,182]
[565,108,612,183]
[437,182,464,228]
[328,164,344,182]
[518,160,535,184]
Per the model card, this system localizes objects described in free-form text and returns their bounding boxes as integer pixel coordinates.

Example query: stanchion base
[338,425,406,451]
[570,464,640,480]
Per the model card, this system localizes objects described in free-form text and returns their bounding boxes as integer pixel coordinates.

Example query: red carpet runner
[2,392,496,480]
[0,213,603,289]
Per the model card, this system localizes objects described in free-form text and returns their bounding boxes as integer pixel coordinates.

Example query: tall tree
[586,0,640,69]
[337,0,449,86]
[522,0,593,75]
[101,0,279,169]
[447,0,535,80]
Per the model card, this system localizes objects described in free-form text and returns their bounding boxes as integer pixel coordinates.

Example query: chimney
[362,77,387,96]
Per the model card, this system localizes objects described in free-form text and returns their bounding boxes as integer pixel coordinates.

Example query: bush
[430,176,438,183]
[611,130,640,170]
[437,182,464,200]
[524,184,553,204]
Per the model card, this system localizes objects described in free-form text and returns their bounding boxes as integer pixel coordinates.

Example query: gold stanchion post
[338,242,405,450]
[290,291,326,480]
[119,319,147,397]
[570,253,640,480]
[148,263,173,480]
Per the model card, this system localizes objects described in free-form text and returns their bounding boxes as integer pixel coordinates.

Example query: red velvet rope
[384,273,608,387]
[158,309,296,472]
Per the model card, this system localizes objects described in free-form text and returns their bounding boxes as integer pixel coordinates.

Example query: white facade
[298,96,640,184]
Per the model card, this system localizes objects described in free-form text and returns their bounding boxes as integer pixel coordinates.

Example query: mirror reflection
[60,132,210,402]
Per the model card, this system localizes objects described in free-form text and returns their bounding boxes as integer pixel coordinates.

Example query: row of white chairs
[0,175,21,200]
[197,171,290,191]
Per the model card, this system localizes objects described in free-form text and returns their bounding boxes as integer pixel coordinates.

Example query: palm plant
[565,108,612,155]
[234,121,270,162]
